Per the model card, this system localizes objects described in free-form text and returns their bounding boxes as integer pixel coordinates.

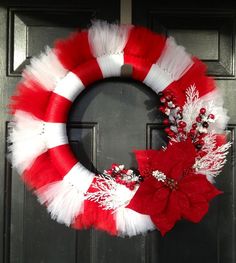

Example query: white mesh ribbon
[115,208,155,237]
[37,163,94,226]
[88,20,131,57]
[8,110,47,173]
[23,47,67,90]
[144,37,193,94]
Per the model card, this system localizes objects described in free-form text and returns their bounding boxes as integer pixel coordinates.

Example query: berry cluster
[158,91,185,139]
[158,91,216,150]
[103,164,143,190]
[159,91,178,117]
[189,108,215,150]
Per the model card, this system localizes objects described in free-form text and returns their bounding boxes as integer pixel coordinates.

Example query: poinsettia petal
[180,174,222,201]
[152,187,170,213]
[134,149,154,177]
[135,139,197,179]
[127,177,168,215]
[180,193,209,222]
[151,191,181,236]
[175,190,190,210]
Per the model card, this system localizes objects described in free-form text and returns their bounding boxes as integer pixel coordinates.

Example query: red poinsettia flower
[127,139,222,236]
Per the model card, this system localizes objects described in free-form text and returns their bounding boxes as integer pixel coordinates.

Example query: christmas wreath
[8,21,231,236]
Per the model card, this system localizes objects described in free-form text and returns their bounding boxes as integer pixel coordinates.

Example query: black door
[1,1,235,263]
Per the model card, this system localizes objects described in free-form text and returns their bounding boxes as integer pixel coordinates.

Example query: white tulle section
[54,72,85,101]
[37,180,84,226]
[8,110,47,174]
[45,123,68,149]
[23,47,67,90]
[88,20,131,57]
[115,208,155,237]
[97,54,124,78]
[143,64,173,94]
[64,163,95,193]
[37,163,94,226]
[157,37,193,80]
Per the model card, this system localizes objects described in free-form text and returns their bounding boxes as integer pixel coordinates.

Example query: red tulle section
[124,55,153,81]
[72,59,103,86]
[23,152,63,189]
[73,177,117,235]
[55,31,94,71]
[216,134,227,147]
[49,144,78,176]
[9,80,51,120]
[73,200,117,235]
[124,27,166,64]
[164,57,216,106]
[44,93,72,122]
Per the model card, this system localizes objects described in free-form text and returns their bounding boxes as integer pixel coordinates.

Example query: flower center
[152,170,178,190]
[164,178,178,190]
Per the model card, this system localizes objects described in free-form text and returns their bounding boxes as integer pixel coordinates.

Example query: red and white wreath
[8,21,231,236]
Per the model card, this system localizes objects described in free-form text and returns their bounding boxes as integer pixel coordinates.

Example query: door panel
[149,13,234,78]
[8,8,96,75]
[1,2,235,263]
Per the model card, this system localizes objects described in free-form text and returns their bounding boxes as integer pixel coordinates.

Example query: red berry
[163,119,169,125]
[198,133,205,139]
[199,139,205,145]
[159,106,165,112]
[192,123,198,129]
[165,127,171,133]
[168,131,175,137]
[196,116,202,123]
[165,95,171,101]
[200,108,206,114]
[208,114,215,119]
[111,164,118,169]
[178,127,184,132]
[160,97,166,103]
[190,129,196,135]
[178,121,187,128]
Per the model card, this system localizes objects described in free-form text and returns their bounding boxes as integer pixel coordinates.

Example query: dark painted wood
[8,8,98,76]
[3,124,12,263]
[148,12,235,79]
[1,1,236,263]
